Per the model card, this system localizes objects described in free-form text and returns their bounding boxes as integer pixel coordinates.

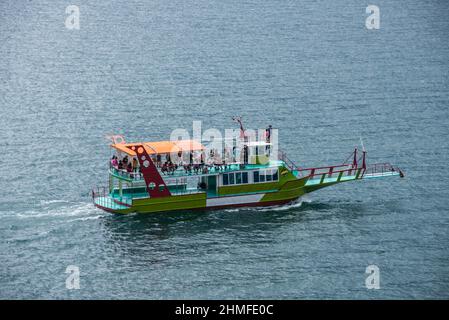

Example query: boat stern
[92,187,133,214]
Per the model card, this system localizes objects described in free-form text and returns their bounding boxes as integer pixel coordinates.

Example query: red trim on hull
[112,198,131,207]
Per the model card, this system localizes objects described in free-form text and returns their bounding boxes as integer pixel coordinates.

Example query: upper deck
[108,137,281,181]
[109,160,284,182]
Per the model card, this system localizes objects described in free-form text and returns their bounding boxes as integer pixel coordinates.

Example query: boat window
[266,169,273,182]
[242,172,248,184]
[223,173,229,185]
[252,169,279,183]
[159,184,165,191]
[148,182,156,190]
[254,171,259,183]
[224,170,266,185]
[273,169,278,181]
[236,172,242,184]
[229,173,235,185]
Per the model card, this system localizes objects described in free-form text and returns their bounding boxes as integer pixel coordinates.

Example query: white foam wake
[256,198,307,212]
[15,201,102,219]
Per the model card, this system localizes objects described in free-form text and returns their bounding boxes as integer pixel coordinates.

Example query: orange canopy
[111,139,205,156]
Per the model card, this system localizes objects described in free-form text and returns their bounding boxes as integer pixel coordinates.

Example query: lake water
[1,0,448,299]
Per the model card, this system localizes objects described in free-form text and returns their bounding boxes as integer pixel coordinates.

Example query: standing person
[265,125,272,143]
[189,152,193,165]
[243,145,249,165]
[111,156,118,168]
[132,157,138,172]
[265,125,272,154]
[224,147,230,164]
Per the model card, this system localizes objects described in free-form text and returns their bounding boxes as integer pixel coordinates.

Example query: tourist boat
[92,120,404,214]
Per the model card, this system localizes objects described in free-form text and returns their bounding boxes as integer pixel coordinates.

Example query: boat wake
[15,201,103,220]
[256,197,311,212]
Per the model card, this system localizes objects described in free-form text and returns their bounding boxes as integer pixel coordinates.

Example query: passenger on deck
[265,125,273,154]
[126,163,133,173]
[193,163,200,174]
[161,162,168,175]
[183,163,191,174]
[200,152,205,164]
[243,145,249,164]
[168,161,175,175]
[265,125,272,143]
[111,156,118,168]
[222,159,227,171]
[132,157,138,172]
[123,156,129,165]
[224,147,231,163]
[118,160,124,170]
[156,154,162,167]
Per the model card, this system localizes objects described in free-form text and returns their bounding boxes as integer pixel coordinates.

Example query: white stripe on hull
[206,193,265,208]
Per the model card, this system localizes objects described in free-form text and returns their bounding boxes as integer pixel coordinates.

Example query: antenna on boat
[232,116,245,132]
[360,136,367,171]
[232,116,247,140]
[359,136,366,152]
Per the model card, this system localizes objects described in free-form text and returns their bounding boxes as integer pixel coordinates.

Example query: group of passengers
[110,146,247,178]
[179,162,230,175]
[161,161,178,175]
[110,155,140,175]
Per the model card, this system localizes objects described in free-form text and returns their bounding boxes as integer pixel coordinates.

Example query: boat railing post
[361,151,367,176]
